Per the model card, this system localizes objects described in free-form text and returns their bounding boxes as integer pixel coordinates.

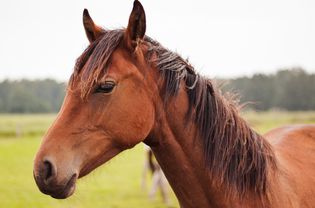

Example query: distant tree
[0,68,314,113]
[0,79,65,113]
[225,68,315,111]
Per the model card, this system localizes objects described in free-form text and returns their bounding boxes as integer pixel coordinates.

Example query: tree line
[0,68,314,113]
[0,79,65,113]
[224,68,315,111]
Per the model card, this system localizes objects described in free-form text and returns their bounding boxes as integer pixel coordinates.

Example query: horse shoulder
[264,124,315,208]
[264,124,315,153]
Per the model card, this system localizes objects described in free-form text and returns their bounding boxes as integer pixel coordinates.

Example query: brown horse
[33,1,315,207]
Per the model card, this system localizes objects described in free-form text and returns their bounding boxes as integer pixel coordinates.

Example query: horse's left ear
[124,0,146,51]
[83,9,103,43]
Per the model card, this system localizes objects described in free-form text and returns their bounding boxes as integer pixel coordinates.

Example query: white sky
[0,0,314,81]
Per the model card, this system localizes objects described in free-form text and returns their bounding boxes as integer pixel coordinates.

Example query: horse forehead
[107,48,140,75]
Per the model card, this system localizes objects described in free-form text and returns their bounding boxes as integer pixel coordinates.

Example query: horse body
[266,125,315,207]
[145,77,315,207]
[33,1,315,207]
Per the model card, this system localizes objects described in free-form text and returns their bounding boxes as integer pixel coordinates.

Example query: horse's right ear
[83,9,103,43]
[124,0,146,51]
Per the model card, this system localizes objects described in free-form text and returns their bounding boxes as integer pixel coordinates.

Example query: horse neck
[145,80,276,208]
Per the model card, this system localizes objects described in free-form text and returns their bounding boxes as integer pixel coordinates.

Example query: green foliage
[0,68,314,113]
[0,79,65,113]
[225,68,315,111]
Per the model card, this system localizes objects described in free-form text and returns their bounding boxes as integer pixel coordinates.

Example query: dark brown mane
[145,35,277,201]
[70,29,277,200]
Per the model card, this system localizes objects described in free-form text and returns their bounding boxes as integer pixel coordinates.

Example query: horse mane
[70,29,277,200]
[145,35,277,201]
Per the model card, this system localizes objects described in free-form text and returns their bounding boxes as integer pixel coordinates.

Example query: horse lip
[33,170,53,195]
[50,173,78,199]
[34,172,77,199]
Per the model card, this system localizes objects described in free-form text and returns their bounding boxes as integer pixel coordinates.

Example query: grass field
[0,112,315,208]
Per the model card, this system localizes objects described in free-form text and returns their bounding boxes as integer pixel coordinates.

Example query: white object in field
[141,144,170,205]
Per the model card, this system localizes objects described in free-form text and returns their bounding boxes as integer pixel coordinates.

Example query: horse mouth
[52,175,77,199]
[51,174,77,199]
[39,174,78,199]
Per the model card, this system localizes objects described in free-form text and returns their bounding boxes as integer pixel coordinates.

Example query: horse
[33,1,315,207]
[141,145,170,204]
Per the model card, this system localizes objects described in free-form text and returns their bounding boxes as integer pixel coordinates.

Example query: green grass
[0,114,178,208]
[0,137,177,208]
[0,112,314,208]
[243,110,315,133]
[0,114,56,138]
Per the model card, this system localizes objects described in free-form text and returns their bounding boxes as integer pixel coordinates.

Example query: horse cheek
[120,97,154,148]
[134,103,154,141]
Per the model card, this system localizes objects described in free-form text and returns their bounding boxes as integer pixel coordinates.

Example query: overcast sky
[0,0,314,81]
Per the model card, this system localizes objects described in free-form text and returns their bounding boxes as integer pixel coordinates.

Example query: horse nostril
[43,160,55,183]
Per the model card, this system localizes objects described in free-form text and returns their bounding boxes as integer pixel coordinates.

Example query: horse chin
[78,147,123,179]
[78,161,102,179]
[49,174,78,199]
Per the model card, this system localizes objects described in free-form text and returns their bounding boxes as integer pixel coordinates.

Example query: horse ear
[83,9,103,43]
[125,0,146,51]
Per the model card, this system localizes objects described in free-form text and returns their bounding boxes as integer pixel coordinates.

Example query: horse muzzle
[33,159,78,199]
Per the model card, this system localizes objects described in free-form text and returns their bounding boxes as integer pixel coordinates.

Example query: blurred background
[0,0,314,207]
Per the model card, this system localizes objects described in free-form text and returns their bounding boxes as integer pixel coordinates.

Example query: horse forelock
[69,28,277,201]
[69,29,124,98]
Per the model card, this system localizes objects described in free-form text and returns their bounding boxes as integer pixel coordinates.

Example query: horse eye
[95,81,116,94]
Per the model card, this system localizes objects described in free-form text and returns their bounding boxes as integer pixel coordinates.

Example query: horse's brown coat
[33,1,315,207]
